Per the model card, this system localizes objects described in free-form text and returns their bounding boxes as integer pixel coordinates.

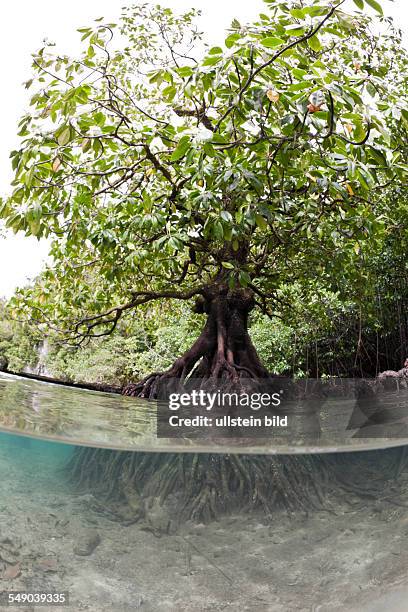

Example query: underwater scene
[1,373,408,611]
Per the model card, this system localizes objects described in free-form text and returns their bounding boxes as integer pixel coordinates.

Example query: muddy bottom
[0,437,407,611]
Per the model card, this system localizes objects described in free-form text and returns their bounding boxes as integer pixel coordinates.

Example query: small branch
[174,106,215,132]
[215,2,344,131]
[323,90,335,138]
[336,123,371,146]
[144,145,174,184]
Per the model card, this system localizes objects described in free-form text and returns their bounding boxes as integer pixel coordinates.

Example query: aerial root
[122,372,164,398]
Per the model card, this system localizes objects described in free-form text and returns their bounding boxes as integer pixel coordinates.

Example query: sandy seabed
[1,438,408,612]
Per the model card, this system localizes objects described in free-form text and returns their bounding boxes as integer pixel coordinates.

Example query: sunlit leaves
[175,66,193,78]
[365,0,383,15]
[56,126,71,146]
[266,89,280,103]
[170,135,191,161]
[307,35,322,52]
[52,157,62,172]
[202,54,222,67]
[225,33,241,49]
[261,37,285,48]
[81,138,91,153]
[290,8,306,19]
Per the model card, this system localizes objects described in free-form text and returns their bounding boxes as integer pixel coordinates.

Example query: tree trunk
[123,284,271,399]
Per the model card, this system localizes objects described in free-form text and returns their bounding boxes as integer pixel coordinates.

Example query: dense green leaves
[1,0,408,338]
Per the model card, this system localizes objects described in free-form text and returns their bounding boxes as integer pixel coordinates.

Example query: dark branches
[73,287,204,342]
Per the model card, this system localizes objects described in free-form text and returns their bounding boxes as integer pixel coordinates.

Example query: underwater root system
[66,449,330,521]
[64,446,408,522]
[66,447,408,520]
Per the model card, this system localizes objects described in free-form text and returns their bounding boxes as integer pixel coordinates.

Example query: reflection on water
[2,372,408,453]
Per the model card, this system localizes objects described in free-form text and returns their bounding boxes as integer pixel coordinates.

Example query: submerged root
[65,448,336,522]
[325,447,408,500]
[65,446,408,522]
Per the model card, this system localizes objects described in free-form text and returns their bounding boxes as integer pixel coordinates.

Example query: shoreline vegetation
[2,292,408,390]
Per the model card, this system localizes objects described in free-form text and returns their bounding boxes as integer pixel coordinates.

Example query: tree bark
[122,284,271,399]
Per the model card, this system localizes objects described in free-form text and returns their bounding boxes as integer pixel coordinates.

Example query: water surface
[1,372,408,453]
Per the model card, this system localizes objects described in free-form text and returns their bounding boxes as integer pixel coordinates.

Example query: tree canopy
[1,0,408,343]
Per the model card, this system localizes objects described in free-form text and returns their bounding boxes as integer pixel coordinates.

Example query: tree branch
[215,2,345,131]
[73,287,205,338]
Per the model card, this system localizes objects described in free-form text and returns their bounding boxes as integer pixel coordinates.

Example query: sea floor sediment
[1,435,408,611]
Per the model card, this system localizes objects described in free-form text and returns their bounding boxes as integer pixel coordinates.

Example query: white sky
[0,0,407,298]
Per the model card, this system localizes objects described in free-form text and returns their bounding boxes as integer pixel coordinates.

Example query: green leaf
[365,0,383,14]
[57,126,71,146]
[368,147,387,166]
[285,25,306,36]
[261,37,285,49]
[176,66,193,78]
[225,33,241,49]
[353,0,364,9]
[238,270,251,287]
[255,214,268,230]
[162,85,176,101]
[29,215,41,236]
[401,108,408,127]
[203,142,216,157]
[221,261,234,269]
[288,81,312,92]
[290,8,306,19]
[203,55,222,66]
[213,221,224,240]
[24,167,35,188]
[305,6,327,17]
[82,138,92,153]
[307,36,322,52]
[170,136,191,162]
[168,236,183,251]
[224,226,232,241]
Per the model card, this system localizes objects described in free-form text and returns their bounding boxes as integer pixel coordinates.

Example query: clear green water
[1,373,408,610]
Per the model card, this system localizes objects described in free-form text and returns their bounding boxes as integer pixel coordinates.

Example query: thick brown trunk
[123,285,270,399]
